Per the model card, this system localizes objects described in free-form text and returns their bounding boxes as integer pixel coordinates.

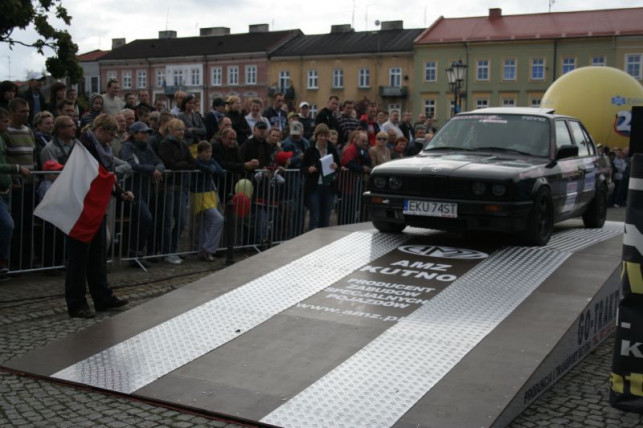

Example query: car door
[552,120,584,217]
[567,120,598,208]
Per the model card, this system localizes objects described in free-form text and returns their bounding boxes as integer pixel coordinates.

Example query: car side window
[568,121,591,156]
[555,120,573,149]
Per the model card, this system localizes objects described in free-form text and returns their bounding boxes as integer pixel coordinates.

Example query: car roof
[462,107,558,117]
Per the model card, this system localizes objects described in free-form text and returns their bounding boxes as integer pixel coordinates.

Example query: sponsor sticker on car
[403,200,458,218]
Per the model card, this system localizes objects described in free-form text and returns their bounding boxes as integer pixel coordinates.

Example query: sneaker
[95,297,129,312]
[200,250,214,262]
[164,255,182,265]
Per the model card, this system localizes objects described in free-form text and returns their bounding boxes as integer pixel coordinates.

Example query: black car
[363,107,612,245]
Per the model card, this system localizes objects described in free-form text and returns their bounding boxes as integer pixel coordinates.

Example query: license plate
[403,200,458,218]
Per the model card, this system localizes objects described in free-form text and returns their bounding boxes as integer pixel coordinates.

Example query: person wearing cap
[225,95,251,144]
[263,92,287,132]
[120,121,166,267]
[18,71,47,126]
[41,115,78,166]
[204,97,226,140]
[245,98,271,132]
[0,107,31,280]
[298,102,315,140]
[282,122,309,170]
[178,94,206,155]
[239,121,272,172]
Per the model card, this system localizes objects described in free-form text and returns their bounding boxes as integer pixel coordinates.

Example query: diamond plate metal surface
[53,231,410,393]
[262,225,622,428]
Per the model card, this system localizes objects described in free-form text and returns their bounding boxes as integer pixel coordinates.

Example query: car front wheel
[582,183,607,228]
[372,220,406,234]
[520,188,553,246]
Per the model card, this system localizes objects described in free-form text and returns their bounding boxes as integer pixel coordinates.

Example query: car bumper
[364,191,534,233]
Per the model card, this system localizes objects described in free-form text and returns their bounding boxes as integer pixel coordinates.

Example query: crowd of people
[1,73,441,314]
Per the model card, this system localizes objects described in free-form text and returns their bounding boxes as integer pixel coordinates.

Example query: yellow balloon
[541,66,643,149]
[234,179,254,198]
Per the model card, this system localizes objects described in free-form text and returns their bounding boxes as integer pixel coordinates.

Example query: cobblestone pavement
[1,209,642,427]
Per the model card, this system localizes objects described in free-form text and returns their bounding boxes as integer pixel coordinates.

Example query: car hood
[372,152,546,178]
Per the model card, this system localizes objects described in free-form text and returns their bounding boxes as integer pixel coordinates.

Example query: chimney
[200,27,231,37]
[112,38,126,49]
[249,24,269,33]
[489,8,502,19]
[380,21,403,30]
[331,24,353,33]
[159,30,177,39]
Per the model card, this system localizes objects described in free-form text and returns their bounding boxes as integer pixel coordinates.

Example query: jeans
[0,194,13,263]
[162,190,187,254]
[307,185,336,230]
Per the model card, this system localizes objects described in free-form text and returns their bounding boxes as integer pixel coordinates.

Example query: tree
[0,0,82,82]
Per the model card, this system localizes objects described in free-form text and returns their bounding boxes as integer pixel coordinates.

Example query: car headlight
[471,182,486,196]
[389,177,402,190]
[372,176,387,189]
[491,183,507,196]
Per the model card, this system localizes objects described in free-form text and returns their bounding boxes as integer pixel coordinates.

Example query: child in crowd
[191,141,225,261]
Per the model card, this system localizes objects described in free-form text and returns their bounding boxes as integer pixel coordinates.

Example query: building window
[310,104,318,118]
[107,71,117,82]
[501,98,515,107]
[90,76,99,93]
[626,54,642,79]
[245,65,257,85]
[562,57,576,74]
[424,99,436,119]
[424,61,437,82]
[136,71,147,89]
[307,69,318,89]
[172,69,183,86]
[476,98,489,109]
[591,56,606,67]
[476,60,489,81]
[156,69,165,87]
[228,66,239,86]
[122,71,132,89]
[332,69,344,89]
[531,58,545,80]
[503,59,516,81]
[389,67,402,87]
[278,70,290,90]
[358,68,370,88]
[190,68,201,86]
[211,67,222,86]
[530,98,541,107]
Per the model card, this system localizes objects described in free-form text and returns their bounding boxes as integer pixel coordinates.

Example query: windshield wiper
[474,146,534,156]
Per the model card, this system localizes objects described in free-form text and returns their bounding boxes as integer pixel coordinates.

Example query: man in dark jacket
[315,95,339,132]
[19,72,46,126]
[263,92,287,131]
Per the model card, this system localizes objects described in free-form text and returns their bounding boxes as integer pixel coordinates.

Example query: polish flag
[34,143,116,243]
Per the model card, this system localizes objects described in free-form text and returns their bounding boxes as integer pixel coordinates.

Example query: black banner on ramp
[611,153,643,413]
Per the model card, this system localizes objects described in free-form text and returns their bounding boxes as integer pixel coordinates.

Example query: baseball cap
[27,71,45,81]
[290,122,303,136]
[299,101,310,108]
[275,151,294,166]
[212,97,226,107]
[130,121,152,133]
[43,159,64,171]
[255,121,268,129]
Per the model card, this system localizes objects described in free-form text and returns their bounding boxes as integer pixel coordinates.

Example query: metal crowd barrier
[5,169,370,273]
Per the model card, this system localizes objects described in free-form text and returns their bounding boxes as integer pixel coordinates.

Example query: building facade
[96,26,301,112]
[268,22,423,116]
[414,8,643,127]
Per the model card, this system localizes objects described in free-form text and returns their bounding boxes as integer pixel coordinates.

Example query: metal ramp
[3,221,623,427]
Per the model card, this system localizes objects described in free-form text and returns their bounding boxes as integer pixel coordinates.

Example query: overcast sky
[0,0,637,82]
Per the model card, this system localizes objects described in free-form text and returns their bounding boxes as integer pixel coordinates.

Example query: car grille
[400,176,450,197]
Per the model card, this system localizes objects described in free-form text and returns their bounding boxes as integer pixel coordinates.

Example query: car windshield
[424,114,551,157]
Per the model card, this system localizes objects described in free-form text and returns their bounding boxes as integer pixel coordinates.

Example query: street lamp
[446,60,467,116]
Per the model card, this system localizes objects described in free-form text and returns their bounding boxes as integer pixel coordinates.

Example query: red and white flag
[34,143,116,243]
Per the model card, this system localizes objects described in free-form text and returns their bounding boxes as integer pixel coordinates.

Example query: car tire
[582,183,607,228]
[372,220,406,234]
[521,187,553,246]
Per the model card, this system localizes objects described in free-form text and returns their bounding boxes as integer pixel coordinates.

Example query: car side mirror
[556,145,579,160]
